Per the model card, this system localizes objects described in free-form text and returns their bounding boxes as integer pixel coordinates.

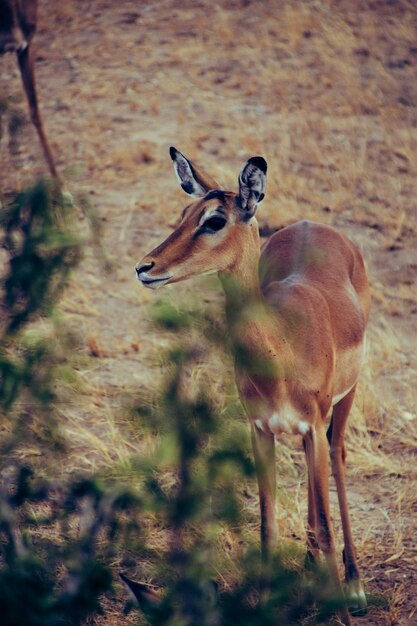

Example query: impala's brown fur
[0,0,61,184]
[136,148,371,625]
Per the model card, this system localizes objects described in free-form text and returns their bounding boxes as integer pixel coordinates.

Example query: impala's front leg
[250,423,277,565]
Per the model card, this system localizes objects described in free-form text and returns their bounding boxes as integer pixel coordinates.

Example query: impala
[135,147,371,625]
[0,0,61,184]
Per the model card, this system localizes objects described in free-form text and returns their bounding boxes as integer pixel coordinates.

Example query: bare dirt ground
[1,1,417,624]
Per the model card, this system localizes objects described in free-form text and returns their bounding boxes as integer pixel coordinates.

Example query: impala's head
[136,147,267,289]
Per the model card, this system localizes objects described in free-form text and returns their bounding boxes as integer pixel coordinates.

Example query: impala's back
[260,219,371,353]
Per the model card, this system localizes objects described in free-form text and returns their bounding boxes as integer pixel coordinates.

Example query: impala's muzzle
[135,261,171,289]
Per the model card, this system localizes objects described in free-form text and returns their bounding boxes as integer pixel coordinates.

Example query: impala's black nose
[135,261,154,277]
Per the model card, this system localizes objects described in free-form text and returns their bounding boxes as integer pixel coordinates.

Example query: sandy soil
[1,1,417,624]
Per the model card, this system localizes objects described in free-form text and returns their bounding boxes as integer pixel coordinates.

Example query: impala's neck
[219,218,263,311]
[219,221,290,379]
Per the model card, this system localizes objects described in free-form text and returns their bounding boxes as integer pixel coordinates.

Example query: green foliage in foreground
[0,181,130,625]
[0,470,134,626]
[1,182,80,335]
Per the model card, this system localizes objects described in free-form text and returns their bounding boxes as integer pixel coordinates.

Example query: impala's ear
[169,147,219,198]
[237,156,267,218]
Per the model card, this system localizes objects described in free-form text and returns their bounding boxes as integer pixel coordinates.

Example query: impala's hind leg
[328,386,367,615]
[17,44,60,184]
[304,420,352,626]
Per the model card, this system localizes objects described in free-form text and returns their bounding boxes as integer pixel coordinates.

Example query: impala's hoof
[345,578,367,616]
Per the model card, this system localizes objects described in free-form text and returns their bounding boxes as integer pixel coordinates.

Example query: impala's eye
[202,215,227,233]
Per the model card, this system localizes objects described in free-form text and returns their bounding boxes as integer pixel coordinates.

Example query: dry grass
[1,0,417,624]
